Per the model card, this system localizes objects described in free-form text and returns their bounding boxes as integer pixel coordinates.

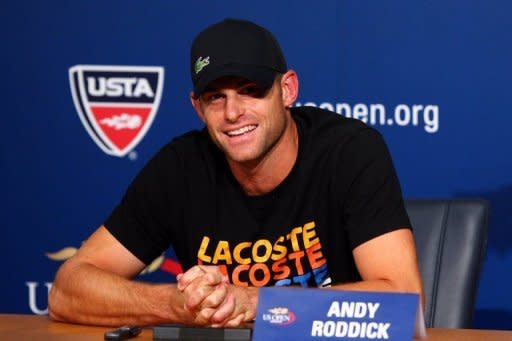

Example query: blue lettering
[313,264,329,285]
[292,272,311,287]
[275,279,292,286]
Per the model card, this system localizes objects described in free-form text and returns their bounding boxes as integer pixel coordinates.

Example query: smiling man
[49,18,423,328]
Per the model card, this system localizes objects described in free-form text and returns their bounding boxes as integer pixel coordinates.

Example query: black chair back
[405,199,489,328]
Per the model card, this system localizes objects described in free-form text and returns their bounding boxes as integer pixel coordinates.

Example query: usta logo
[86,77,155,98]
[69,65,164,157]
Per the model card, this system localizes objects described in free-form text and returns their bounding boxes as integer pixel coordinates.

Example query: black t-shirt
[105,106,411,287]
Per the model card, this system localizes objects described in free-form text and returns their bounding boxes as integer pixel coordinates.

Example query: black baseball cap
[190,18,288,96]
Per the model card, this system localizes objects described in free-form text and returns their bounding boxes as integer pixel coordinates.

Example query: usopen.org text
[296,101,440,134]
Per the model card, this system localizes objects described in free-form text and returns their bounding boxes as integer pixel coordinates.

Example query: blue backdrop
[2,0,511,329]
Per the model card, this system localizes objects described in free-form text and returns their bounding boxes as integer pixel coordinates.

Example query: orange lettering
[271,257,291,280]
[288,250,305,275]
[217,264,229,279]
[306,242,326,269]
[232,264,250,287]
[249,263,271,287]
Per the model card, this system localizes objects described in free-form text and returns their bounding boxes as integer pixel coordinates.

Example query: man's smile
[225,125,257,137]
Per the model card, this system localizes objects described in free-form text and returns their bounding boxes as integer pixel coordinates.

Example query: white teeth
[226,125,256,136]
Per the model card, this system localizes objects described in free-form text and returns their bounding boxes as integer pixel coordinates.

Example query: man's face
[191,72,297,165]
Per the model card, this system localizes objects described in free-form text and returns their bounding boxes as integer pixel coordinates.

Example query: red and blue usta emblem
[69,65,164,157]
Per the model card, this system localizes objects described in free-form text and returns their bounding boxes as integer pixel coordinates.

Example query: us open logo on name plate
[262,307,296,326]
[69,65,164,157]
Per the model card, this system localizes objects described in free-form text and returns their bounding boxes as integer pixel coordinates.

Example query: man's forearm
[330,279,425,309]
[48,260,191,326]
[332,279,399,292]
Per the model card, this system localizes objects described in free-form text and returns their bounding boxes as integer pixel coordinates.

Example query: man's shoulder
[167,128,208,149]
[156,129,212,156]
[143,128,217,172]
[292,105,377,144]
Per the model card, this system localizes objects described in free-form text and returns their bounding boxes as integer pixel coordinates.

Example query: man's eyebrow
[204,78,256,92]
[236,79,256,87]
[202,86,216,93]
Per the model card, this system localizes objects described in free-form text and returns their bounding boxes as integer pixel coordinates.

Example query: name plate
[253,287,424,341]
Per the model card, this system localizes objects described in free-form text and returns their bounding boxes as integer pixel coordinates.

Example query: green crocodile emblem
[195,56,210,74]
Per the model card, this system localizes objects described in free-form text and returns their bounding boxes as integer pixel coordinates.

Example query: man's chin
[225,150,262,165]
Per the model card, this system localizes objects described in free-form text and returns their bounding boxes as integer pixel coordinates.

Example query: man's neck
[227,116,299,196]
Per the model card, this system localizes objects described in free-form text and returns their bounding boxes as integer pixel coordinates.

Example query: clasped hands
[177,265,257,327]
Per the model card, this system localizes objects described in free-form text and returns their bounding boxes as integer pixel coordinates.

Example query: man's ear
[280,70,299,108]
[190,92,205,123]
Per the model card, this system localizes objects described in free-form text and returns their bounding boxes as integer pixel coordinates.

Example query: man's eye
[239,84,269,98]
[205,93,223,102]
[240,85,268,98]
[240,86,255,94]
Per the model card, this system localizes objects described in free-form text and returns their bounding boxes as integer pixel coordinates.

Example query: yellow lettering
[303,221,319,248]
[252,239,272,263]
[197,236,212,263]
[212,240,232,264]
[289,226,303,251]
[233,242,252,265]
[271,236,288,260]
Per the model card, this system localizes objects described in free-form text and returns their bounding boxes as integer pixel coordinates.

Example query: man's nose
[224,95,244,122]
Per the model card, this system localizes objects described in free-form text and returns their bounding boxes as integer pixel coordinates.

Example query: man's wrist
[145,283,194,325]
[245,286,259,321]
